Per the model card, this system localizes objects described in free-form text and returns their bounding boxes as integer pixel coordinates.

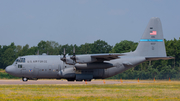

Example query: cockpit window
[20,58,25,62]
[15,58,26,64]
[16,59,20,62]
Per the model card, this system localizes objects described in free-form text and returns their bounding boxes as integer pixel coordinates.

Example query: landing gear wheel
[86,79,91,82]
[22,77,28,82]
[84,79,91,82]
[76,79,83,82]
[67,78,75,81]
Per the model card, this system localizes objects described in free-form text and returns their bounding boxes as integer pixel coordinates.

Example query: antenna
[37,50,39,55]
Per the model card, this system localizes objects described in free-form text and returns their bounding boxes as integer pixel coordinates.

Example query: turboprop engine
[75,62,113,70]
[65,57,75,65]
[60,47,98,65]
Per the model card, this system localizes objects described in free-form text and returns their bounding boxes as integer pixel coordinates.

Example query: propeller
[61,48,66,62]
[70,47,76,63]
[60,47,76,65]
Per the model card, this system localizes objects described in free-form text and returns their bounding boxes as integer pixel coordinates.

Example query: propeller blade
[63,48,66,58]
[70,47,76,63]
[61,48,66,62]
[73,47,75,56]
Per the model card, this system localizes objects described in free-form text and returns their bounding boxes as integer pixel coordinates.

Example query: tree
[79,43,93,54]
[91,40,112,53]
[111,40,137,53]
[38,40,47,54]
[38,40,60,55]
[1,48,15,69]
[0,45,2,68]
[27,46,38,55]
[46,41,59,55]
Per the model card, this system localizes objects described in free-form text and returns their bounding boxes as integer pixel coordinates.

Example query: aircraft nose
[5,65,14,74]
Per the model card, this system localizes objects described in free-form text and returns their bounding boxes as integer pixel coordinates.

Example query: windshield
[13,58,26,65]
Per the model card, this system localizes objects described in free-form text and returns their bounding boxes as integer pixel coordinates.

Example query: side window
[18,64,22,68]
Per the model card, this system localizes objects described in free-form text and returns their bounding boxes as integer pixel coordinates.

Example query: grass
[0,81,180,101]
[0,69,20,79]
[0,69,5,73]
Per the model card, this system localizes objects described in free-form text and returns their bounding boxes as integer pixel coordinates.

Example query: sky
[0,0,180,47]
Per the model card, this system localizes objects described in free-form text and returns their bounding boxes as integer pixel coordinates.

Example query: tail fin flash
[135,17,166,57]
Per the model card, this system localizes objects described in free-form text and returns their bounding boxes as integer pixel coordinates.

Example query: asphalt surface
[0,80,154,85]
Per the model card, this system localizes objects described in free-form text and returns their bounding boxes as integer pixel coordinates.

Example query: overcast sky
[0,0,180,47]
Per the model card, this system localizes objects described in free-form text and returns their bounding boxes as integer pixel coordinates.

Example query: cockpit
[5,57,26,77]
[13,57,26,65]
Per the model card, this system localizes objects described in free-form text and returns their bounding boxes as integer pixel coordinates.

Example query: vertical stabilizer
[134,17,167,57]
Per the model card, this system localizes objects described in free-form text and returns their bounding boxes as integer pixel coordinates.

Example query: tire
[67,79,75,82]
[22,77,28,82]
[87,79,91,82]
[84,79,91,82]
[76,79,83,82]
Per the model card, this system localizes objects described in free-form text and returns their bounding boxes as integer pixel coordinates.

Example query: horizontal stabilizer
[146,56,175,61]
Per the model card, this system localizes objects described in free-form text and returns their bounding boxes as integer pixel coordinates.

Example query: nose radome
[5,65,14,74]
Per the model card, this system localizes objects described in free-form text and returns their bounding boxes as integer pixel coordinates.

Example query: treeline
[0,40,112,69]
[0,38,180,79]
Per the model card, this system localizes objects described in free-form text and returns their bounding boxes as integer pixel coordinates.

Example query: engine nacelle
[65,57,75,65]
[75,55,97,63]
[75,62,113,70]
[58,67,75,78]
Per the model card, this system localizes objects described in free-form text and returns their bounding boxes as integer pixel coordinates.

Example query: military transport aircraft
[5,17,174,82]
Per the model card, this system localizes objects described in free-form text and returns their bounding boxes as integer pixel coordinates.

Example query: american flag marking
[150,31,157,35]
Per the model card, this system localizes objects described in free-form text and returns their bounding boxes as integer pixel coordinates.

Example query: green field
[0,69,20,79]
[0,81,180,101]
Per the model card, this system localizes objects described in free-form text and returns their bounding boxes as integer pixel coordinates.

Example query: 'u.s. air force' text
[27,60,47,63]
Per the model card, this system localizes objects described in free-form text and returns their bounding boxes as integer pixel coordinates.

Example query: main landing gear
[76,79,91,82]
[67,78,75,81]
[22,77,28,82]
[67,79,92,82]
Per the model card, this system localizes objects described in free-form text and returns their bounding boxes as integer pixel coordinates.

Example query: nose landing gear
[22,77,28,82]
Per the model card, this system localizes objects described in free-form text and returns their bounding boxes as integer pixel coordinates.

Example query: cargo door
[20,64,29,77]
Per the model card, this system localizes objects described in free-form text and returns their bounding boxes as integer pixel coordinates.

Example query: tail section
[134,17,167,57]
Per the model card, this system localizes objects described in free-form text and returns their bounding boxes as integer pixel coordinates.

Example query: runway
[0,79,154,85]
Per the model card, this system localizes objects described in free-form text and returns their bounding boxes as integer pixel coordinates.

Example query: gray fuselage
[5,55,145,81]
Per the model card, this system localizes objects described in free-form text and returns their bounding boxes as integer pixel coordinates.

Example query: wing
[91,53,123,61]
[75,53,124,64]
[74,53,124,69]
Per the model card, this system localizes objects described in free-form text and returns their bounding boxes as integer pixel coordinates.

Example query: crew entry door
[20,64,26,77]
[32,65,39,78]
